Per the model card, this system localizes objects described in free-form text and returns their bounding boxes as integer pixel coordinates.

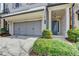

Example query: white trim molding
[65,7,70,37]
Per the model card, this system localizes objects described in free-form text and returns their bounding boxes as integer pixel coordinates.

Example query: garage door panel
[26,22,33,35]
[14,23,20,35]
[33,21,41,35]
[20,23,27,35]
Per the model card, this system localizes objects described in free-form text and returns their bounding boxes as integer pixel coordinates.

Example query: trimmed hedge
[41,29,52,39]
[0,28,10,36]
[30,38,79,56]
[67,29,79,42]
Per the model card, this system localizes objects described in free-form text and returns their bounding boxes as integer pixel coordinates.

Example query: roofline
[2,3,68,18]
[47,3,68,7]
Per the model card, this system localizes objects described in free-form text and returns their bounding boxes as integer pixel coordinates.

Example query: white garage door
[14,20,42,36]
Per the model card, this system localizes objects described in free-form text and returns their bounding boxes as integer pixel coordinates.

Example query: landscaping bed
[67,29,79,42]
[30,38,79,56]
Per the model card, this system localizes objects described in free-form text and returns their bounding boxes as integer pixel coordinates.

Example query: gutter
[2,6,45,18]
[72,3,75,30]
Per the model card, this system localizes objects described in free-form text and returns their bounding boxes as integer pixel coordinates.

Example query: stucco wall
[74,5,79,28]
[8,21,14,35]
[61,13,66,36]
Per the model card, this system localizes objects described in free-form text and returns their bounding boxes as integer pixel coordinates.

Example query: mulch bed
[0,33,11,37]
[65,38,76,43]
[29,50,38,56]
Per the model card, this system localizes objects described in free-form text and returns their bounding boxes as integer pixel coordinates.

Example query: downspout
[72,3,75,31]
[44,6,49,29]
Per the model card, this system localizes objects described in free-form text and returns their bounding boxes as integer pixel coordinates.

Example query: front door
[52,21,59,35]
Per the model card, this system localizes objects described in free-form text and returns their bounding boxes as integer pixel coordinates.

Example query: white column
[9,21,14,35]
[1,19,4,28]
[65,8,70,37]
[42,17,46,32]
[49,10,52,31]
[41,8,47,32]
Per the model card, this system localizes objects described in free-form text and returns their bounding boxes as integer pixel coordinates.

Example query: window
[78,14,79,20]
[15,3,20,8]
[12,3,21,9]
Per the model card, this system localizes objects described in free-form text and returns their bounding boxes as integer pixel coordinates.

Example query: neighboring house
[0,3,79,37]
[0,4,4,29]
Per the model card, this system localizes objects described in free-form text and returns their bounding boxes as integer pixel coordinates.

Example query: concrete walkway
[0,36,38,56]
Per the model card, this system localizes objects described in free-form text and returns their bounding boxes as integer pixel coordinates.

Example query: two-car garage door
[14,20,42,36]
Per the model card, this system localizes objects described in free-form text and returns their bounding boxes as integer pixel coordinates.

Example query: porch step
[53,35,65,40]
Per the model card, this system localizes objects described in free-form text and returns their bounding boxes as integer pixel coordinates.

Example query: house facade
[0,3,79,37]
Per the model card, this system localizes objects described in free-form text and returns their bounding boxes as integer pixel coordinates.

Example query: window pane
[15,3,19,8]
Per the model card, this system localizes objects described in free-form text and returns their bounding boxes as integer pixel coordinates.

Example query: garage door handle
[18,28,20,30]
[32,28,34,30]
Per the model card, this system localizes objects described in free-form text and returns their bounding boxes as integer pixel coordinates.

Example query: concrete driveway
[0,36,38,56]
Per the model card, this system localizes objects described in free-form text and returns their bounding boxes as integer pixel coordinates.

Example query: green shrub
[75,42,79,50]
[0,28,9,36]
[30,38,79,56]
[42,29,52,39]
[67,29,79,42]
[0,28,8,34]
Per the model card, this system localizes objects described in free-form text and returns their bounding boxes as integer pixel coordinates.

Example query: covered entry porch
[48,4,71,37]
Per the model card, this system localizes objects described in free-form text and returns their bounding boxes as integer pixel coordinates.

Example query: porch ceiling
[51,9,65,19]
[4,11,43,22]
